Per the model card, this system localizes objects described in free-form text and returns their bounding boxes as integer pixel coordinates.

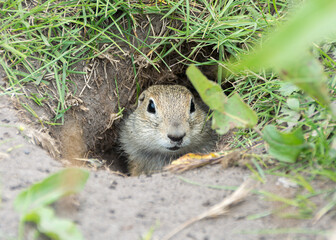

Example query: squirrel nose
[167,133,186,143]
[168,122,187,144]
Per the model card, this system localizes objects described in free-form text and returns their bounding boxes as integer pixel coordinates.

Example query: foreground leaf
[229,0,336,71]
[278,82,300,97]
[212,94,258,134]
[263,125,306,163]
[280,56,330,107]
[224,0,335,110]
[186,65,225,112]
[15,168,89,213]
[23,206,83,240]
[186,65,257,134]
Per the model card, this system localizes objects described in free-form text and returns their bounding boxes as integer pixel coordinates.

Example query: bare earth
[1,71,336,240]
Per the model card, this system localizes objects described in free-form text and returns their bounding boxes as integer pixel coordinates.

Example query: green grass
[1,0,336,232]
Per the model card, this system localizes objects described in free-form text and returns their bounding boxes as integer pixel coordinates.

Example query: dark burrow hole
[56,112,130,175]
[82,122,130,175]
[101,149,129,174]
[84,79,234,176]
[97,134,129,174]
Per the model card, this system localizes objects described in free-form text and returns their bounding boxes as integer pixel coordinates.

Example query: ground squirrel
[120,85,216,175]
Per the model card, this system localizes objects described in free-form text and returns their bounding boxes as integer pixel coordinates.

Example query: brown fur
[120,85,217,175]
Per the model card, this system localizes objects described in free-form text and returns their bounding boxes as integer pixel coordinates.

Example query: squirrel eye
[147,99,156,114]
[190,99,196,113]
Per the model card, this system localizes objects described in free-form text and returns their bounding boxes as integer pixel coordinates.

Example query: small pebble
[109,180,118,189]
[136,213,145,218]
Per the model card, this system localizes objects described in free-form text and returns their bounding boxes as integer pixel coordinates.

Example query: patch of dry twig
[164,150,244,173]
[164,141,265,173]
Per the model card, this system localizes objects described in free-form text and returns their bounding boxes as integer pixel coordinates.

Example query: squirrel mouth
[167,146,180,151]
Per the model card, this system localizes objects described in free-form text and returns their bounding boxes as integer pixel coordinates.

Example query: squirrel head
[133,85,207,153]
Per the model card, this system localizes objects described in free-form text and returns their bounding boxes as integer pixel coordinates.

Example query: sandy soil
[1,69,336,240]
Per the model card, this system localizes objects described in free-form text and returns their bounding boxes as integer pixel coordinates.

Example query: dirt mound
[1,66,336,240]
[1,94,335,239]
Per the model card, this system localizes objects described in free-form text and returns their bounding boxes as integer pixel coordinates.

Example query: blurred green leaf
[186,65,226,112]
[277,108,300,131]
[263,125,306,163]
[212,94,258,134]
[187,65,257,134]
[287,98,300,111]
[23,206,83,240]
[225,0,335,109]
[279,82,300,97]
[15,168,89,213]
[229,0,336,71]
[280,56,330,107]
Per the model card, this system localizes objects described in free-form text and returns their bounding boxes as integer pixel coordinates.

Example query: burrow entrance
[17,51,222,175]
[8,14,234,175]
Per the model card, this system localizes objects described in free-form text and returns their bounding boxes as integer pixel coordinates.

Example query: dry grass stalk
[161,179,256,240]
[164,151,241,173]
[164,152,222,173]
[165,141,265,174]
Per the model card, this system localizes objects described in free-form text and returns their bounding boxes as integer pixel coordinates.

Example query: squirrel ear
[137,93,145,107]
